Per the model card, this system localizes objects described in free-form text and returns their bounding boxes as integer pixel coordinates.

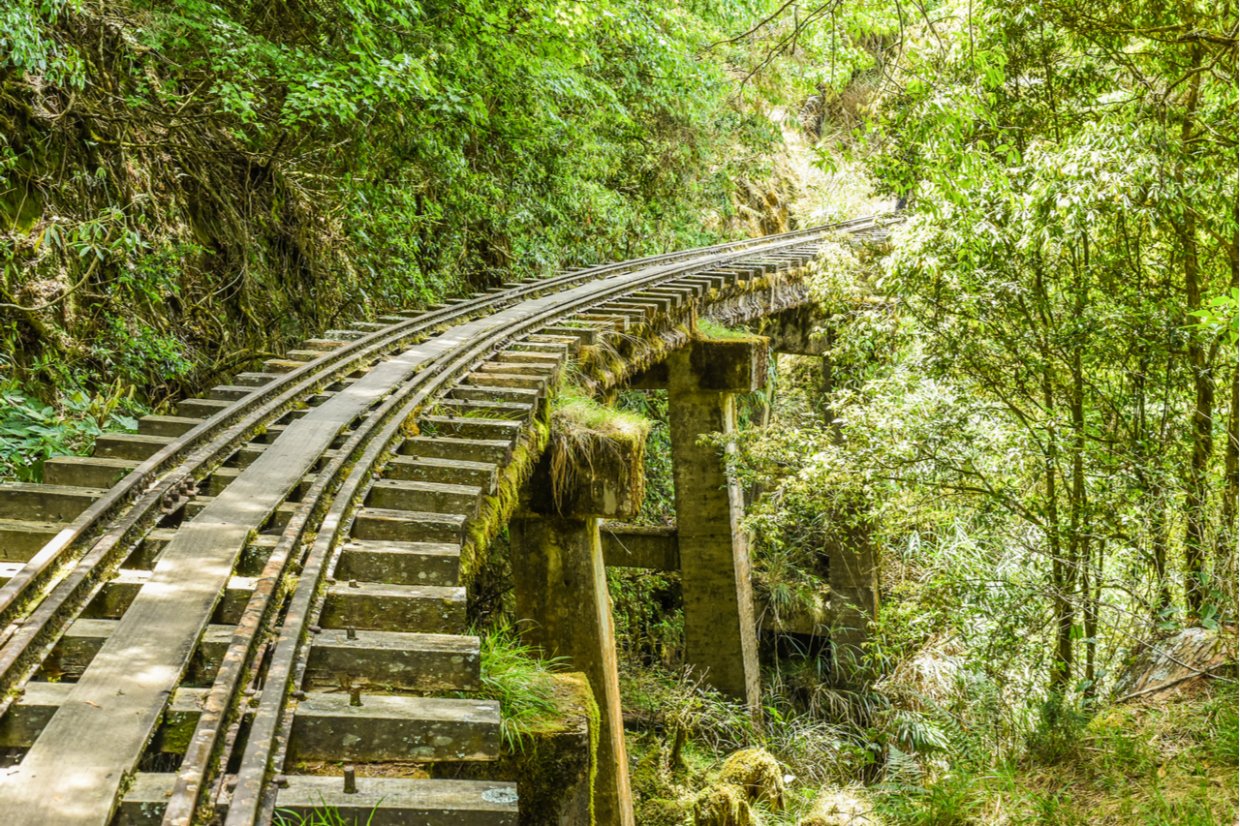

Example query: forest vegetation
[1,1,1237,824]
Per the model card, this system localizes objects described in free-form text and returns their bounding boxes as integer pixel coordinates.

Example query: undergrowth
[274,805,377,826]
[873,686,1239,826]
[471,622,564,753]
[1,0,800,464]
[0,379,140,481]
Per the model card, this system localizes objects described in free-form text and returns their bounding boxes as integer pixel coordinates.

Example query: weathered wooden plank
[0,342,442,826]
[334,539,460,586]
[81,571,254,624]
[383,455,498,494]
[434,397,536,422]
[40,619,233,684]
[320,582,466,633]
[174,398,232,418]
[352,507,467,544]
[230,371,281,387]
[366,480,482,516]
[41,456,138,488]
[206,385,254,402]
[0,518,64,562]
[0,483,103,522]
[274,777,518,826]
[0,683,205,750]
[136,415,202,438]
[449,384,542,405]
[474,361,558,376]
[399,435,512,465]
[463,371,546,390]
[420,415,521,442]
[304,629,479,691]
[92,433,172,461]
[287,693,500,762]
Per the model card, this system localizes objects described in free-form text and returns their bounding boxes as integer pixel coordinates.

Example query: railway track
[0,214,889,825]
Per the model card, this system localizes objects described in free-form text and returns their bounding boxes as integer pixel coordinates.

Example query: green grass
[274,804,377,826]
[873,686,1239,826]
[553,391,651,436]
[696,318,756,341]
[471,622,565,752]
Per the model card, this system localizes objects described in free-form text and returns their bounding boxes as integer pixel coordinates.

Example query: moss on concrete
[443,672,599,826]
[459,418,550,584]
[697,319,761,342]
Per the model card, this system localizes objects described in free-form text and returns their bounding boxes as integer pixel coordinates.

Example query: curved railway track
[0,214,890,825]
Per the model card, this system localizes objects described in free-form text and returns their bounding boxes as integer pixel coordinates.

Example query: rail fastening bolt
[343,766,358,795]
[349,685,362,707]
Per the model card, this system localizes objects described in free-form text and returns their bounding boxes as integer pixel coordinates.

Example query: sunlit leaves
[0,0,85,88]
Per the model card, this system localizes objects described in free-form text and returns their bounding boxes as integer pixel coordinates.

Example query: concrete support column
[511,411,647,826]
[829,524,879,680]
[511,515,634,826]
[667,339,766,713]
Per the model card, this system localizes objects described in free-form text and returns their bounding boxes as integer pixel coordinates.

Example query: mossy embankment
[1,0,808,481]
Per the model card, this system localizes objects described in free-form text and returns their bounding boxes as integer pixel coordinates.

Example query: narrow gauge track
[0,215,887,825]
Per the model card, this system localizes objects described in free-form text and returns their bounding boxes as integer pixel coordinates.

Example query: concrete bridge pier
[510,515,632,825]
[828,522,879,677]
[667,337,767,715]
[511,421,647,826]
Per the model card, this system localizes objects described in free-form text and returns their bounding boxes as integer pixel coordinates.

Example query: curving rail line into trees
[0,214,891,826]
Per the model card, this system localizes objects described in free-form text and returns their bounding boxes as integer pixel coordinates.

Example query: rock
[1113,626,1237,702]
[693,784,754,826]
[717,747,786,811]
[799,786,881,826]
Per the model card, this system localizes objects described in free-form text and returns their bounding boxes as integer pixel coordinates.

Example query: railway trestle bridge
[0,215,891,826]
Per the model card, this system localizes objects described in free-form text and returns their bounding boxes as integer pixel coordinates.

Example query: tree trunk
[1083,538,1100,704]
[1178,48,1213,618]
[1217,364,1239,616]
[1065,238,1088,692]
[1045,354,1072,691]
[1152,500,1173,617]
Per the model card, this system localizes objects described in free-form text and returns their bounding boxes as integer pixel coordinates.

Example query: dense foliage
[712,0,1237,821]
[607,0,1237,821]
[1,0,1235,822]
[1,0,805,470]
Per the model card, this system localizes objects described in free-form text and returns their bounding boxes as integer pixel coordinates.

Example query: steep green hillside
[0,0,824,478]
